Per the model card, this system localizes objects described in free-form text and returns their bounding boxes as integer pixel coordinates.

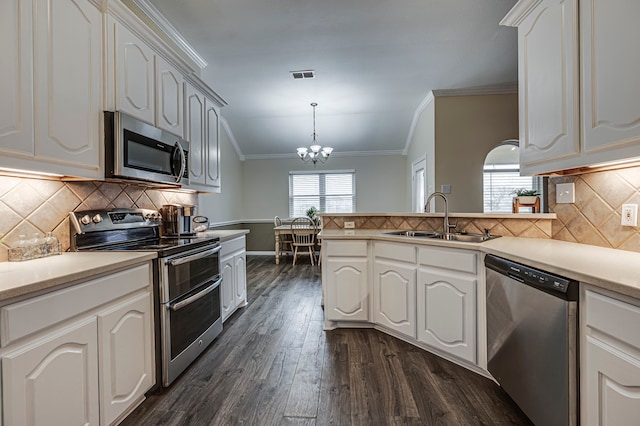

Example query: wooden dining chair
[275,216,293,256]
[290,217,317,265]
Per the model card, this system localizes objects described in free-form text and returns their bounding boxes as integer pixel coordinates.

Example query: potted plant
[305,206,321,225]
[512,188,540,204]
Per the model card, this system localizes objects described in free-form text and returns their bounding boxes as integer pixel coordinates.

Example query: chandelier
[297,102,333,165]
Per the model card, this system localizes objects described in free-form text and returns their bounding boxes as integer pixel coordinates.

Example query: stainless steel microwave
[105,111,189,186]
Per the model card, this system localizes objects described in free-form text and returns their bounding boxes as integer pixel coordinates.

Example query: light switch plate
[621,204,638,227]
[441,184,451,194]
[556,183,575,204]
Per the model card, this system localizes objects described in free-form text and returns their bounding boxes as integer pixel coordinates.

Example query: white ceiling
[147,0,519,159]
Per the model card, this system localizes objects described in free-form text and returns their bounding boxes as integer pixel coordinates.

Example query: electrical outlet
[441,184,451,194]
[556,183,575,204]
[344,221,355,229]
[621,204,638,227]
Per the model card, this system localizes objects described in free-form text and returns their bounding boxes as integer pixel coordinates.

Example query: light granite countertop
[0,252,156,303]
[0,230,249,305]
[320,229,640,300]
[197,229,250,242]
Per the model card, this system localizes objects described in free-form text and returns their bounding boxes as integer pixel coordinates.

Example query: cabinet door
[115,23,155,125]
[516,0,580,174]
[417,269,476,363]
[325,258,369,322]
[581,0,640,155]
[155,56,183,137]
[2,318,99,425]
[234,252,247,306]
[33,0,102,175]
[221,253,235,322]
[185,82,206,185]
[584,336,640,425]
[98,291,155,425]
[0,0,33,156]
[205,98,221,189]
[373,260,416,338]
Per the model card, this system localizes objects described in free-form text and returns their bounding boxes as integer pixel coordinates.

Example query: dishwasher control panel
[485,254,578,300]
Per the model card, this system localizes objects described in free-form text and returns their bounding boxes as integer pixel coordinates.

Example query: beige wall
[405,99,436,211]
[241,155,407,220]
[434,94,519,212]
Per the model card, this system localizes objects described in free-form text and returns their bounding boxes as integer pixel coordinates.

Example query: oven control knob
[80,215,91,225]
[92,214,103,224]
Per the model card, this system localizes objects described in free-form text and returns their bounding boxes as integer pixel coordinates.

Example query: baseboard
[247,251,275,256]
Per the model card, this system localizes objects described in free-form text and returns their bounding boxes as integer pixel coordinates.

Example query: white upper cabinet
[581,0,640,155]
[0,0,33,157]
[115,21,156,125]
[513,0,580,173]
[503,0,640,175]
[184,81,221,191]
[155,55,184,137]
[0,0,102,179]
[185,83,206,185]
[205,98,221,189]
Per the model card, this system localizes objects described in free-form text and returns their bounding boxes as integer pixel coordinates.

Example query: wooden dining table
[273,224,320,264]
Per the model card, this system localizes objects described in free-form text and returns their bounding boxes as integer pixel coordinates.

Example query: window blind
[289,171,355,217]
[483,165,542,213]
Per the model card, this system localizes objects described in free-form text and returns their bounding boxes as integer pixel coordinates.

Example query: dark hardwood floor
[122,255,531,426]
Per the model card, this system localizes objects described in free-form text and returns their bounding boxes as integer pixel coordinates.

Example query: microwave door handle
[173,141,186,183]
[169,277,222,311]
[165,244,221,266]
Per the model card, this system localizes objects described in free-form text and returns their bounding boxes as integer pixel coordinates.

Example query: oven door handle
[165,244,221,266]
[169,277,222,311]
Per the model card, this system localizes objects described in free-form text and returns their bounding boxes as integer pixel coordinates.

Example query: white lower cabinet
[373,243,417,338]
[0,262,155,425]
[324,241,370,322]
[417,269,476,363]
[98,292,155,425]
[2,318,100,425]
[323,238,480,367]
[417,246,477,363]
[221,236,247,322]
[582,288,640,425]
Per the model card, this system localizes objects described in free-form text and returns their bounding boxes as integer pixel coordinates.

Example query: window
[289,170,355,217]
[483,141,543,213]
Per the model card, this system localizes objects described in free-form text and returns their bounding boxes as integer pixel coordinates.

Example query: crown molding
[129,0,208,70]
[499,0,543,27]
[403,91,435,155]
[432,83,518,97]
[242,150,404,161]
[106,0,197,76]
[220,117,245,162]
[184,74,227,107]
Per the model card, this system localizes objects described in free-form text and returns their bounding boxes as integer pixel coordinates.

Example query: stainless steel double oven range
[70,208,222,387]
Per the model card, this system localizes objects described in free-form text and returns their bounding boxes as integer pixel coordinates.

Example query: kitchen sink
[384,230,499,243]
[384,230,439,238]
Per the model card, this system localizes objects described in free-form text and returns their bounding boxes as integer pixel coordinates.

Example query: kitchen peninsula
[320,212,640,425]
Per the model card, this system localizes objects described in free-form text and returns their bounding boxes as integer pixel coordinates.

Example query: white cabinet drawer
[374,242,416,263]
[418,246,477,274]
[1,263,151,346]
[221,236,246,256]
[326,240,368,257]
[585,290,640,351]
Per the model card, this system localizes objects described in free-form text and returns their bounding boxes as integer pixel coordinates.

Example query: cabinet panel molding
[2,318,100,425]
[581,0,640,153]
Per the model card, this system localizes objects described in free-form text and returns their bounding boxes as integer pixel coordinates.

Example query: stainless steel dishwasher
[485,254,579,426]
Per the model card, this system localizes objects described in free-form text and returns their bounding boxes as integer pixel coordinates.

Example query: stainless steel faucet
[424,192,455,233]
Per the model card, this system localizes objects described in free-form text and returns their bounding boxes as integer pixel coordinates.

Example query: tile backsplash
[549,166,640,252]
[0,176,197,262]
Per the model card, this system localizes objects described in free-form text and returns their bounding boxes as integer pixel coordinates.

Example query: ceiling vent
[290,70,315,79]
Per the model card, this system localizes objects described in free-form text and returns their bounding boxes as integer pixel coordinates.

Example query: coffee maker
[160,204,197,236]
